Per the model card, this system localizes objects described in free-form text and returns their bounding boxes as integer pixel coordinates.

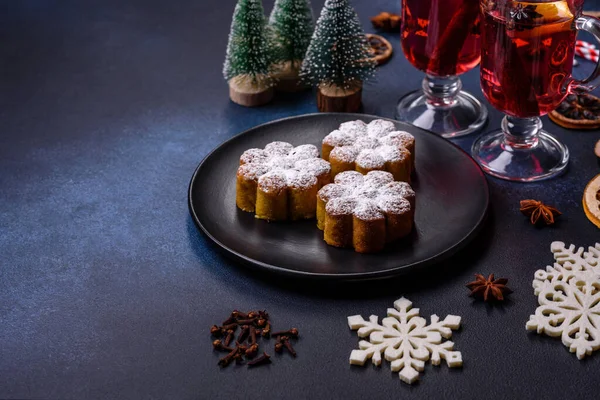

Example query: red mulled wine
[401,0,481,77]
[480,1,577,118]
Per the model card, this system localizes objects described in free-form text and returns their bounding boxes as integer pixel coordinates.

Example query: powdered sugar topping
[287,171,317,189]
[339,120,367,136]
[364,170,394,187]
[323,119,413,170]
[353,200,384,221]
[381,181,415,206]
[295,158,331,178]
[258,170,287,194]
[355,149,385,169]
[380,131,415,149]
[320,170,412,220]
[318,184,351,202]
[367,119,396,137]
[329,146,360,164]
[237,163,270,181]
[238,141,330,191]
[323,129,358,147]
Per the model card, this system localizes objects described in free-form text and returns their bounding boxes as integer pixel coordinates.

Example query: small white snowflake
[527,241,600,359]
[348,297,462,384]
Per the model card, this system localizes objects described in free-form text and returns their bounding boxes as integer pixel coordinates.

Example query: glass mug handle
[570,16,600,93]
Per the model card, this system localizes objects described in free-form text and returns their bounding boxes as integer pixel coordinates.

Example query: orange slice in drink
[507,1,574,39]
[583,174,600,229]
[532,0,573,23]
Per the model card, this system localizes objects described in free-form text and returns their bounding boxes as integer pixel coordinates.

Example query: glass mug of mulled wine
[472,0,600,181]
[396,0,488,138]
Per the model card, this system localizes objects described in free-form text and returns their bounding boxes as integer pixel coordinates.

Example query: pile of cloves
[210,310,299,368]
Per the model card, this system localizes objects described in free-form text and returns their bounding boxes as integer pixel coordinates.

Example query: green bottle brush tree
[300,0,375,112]
[268,0,314,92]
[223,0,275,106]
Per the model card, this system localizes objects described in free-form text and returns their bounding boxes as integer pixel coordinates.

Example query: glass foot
[471,128,569,182]
[395,75,488,138]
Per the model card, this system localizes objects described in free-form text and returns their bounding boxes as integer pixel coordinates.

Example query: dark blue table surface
[2,1,600,399]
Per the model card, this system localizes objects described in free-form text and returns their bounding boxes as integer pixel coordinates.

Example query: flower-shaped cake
[236,141,331,221]
[317,170,415,253]
[322,119,415,182]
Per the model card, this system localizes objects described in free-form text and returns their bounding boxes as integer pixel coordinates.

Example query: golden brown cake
[322,119,415,182]
[317,170,415,253]
[236,141,332,221]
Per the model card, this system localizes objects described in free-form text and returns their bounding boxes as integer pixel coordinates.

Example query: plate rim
[188,113,490,281]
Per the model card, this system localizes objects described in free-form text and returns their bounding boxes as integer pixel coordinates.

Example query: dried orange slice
[583,174,600,229]
[366,34,393,65]
[549,93,600,130]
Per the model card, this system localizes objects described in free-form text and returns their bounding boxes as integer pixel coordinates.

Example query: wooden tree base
[317,82,362,113]
[229,75,274,107]
[272,61,308,93]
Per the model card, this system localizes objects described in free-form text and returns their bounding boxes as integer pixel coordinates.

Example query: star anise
[519,199,561,225]
[466,274,512,302]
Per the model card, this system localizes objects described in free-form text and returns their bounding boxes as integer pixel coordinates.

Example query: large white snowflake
[526,241,600,359]
[347,297,462,384]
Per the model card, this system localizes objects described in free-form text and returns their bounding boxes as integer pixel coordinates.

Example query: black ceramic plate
[189,113,489,280]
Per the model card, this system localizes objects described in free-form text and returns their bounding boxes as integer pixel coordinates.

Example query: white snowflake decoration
[347,297,462,384]
[527,241,600,360]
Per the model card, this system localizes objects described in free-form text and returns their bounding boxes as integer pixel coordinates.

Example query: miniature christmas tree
[300,0,375,112]
[223,0,275,106]
[268,0,314,91]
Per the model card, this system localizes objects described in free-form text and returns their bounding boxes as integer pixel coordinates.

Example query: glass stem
[502,115,541,149]
[422,74,461,107]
